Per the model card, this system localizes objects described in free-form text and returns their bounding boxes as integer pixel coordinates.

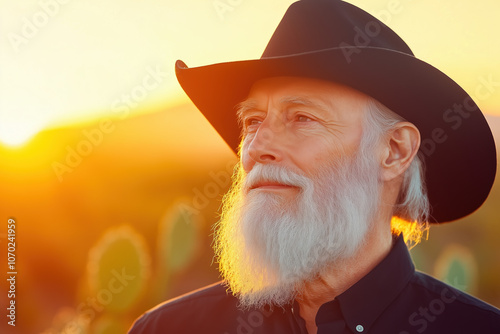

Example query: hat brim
[175,46,496,224]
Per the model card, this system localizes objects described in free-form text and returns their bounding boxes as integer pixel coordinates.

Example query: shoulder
[146,281,235,313]
[400,271,500,332]
[129,282,239,334]
[410,271,500,313]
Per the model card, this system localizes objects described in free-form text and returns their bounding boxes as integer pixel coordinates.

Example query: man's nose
[246,119,284,164]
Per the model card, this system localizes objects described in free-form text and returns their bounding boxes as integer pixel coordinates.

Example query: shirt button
[356,324,364,332]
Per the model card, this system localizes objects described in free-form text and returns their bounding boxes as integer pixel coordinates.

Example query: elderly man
[130,0,499,333]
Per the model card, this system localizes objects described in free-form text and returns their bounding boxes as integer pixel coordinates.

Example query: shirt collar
[334,234,415,333]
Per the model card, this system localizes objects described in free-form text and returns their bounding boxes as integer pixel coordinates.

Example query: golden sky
[1,0,499,147]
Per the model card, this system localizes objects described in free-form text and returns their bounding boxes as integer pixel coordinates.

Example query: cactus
[149,199,203,301]
[157,199,202,273]
[434,244,478,294]
[86,225,151,313]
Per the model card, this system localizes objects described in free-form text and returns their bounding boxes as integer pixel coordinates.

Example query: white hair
[364,98,430,243]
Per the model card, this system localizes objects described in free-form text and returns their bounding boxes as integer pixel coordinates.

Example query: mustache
[243,164,311,192]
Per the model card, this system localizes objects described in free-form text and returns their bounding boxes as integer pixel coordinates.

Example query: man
[130,0,499,333]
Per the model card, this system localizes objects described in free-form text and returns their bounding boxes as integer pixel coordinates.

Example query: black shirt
[129,236,500,333]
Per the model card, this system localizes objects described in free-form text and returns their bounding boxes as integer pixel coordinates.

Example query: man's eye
[296,115,313,122]
[244,118,262,129]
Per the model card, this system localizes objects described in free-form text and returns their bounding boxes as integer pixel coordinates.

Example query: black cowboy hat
[175,0,496,223]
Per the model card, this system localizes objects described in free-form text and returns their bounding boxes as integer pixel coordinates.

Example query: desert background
[1,0,499,333]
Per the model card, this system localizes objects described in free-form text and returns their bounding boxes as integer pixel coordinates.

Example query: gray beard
[214,148,381,308]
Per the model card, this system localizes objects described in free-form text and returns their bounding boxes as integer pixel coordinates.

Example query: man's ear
[380,122,420,182]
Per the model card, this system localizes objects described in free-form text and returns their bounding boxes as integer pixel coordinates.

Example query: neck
[296,220,393,334]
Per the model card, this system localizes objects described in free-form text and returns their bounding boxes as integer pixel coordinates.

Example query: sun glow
[0,0,498,147]
[0,117,46,148]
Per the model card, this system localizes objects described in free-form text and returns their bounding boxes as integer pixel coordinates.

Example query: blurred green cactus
[87,225,151,313]
[157,199,202,273]
[149,199,202,301]
[434,244,478,294]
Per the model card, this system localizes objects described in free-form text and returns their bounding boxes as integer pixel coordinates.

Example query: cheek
[292,133,360,173]
[290,138,336,173]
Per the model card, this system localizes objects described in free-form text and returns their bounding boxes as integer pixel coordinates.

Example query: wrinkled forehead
[238,76,372,122]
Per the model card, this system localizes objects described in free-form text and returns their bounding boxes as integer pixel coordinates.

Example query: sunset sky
[1,0,499,147]
[1,3,500,332]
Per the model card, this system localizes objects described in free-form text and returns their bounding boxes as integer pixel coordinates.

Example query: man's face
[215,76,383,308]
[239,76,369,181]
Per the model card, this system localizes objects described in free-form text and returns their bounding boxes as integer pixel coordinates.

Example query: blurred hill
[0,106,499,333]
[0,103,237,333]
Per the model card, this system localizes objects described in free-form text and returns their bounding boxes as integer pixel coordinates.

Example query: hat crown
[262,0,413,58]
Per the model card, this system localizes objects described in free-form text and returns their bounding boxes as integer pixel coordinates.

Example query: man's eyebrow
[235,99,259,125]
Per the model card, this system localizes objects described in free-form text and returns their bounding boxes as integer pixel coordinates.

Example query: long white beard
[214,147,381,308]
